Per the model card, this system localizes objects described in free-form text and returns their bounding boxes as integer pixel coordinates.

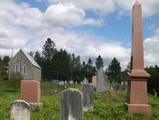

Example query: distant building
[9,49,41,80]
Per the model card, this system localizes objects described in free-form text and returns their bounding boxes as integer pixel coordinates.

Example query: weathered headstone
[96,67,108,92]
[122,82,128,91]
[11,100,30,120]
[83,83,93,111]
[61,88,83,120]
[83,77,88,84]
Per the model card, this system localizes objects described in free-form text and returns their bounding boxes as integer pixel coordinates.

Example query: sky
[0,0,159,69]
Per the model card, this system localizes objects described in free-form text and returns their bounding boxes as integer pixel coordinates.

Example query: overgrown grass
[0,80,159,120]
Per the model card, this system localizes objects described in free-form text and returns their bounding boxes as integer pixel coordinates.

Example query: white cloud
[144,30,159,66]
[43,3,102,27]
[0,0,158,70]
[49,0,159,17]
[0,0,102,51]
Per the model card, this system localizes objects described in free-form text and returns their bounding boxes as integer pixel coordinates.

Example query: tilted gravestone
[83,83,93,111]
[96,67,108,92]
[11,100,30,120]
[61,88,83,120]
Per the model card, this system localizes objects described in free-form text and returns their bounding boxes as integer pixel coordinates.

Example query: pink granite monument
[128,0,151,113]
[21,80,40,103]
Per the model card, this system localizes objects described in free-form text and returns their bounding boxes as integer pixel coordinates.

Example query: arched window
[19,62,22,73]
[23,64,26,74]
[15,64,18,72]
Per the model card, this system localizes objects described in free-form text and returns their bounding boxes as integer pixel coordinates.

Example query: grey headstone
[83,78,88,84]
[83,84,93,111]
[122,82,128,91]
[115,83,121,91]
[61,88,83,120]
[11,100,30,120]
[96,67,108,92]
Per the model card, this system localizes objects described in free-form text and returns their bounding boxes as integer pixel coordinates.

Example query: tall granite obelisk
[128,0,151,113]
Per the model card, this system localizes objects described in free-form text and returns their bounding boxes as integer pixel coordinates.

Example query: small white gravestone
[61,88,83,120]
[61,81,64,85]
[83,78,88,84]
[11,100,30,120]
[70,81,73,84]
[81,81,83,85]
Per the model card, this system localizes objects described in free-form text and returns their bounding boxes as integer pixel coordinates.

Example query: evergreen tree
[87,58,96,82]
[0,56,10,80]
[95,55,104,69]
[146,65,159,96]
[69,54,81,82]
[53,49,70,81]
[34,51,42,64]
[81,61,87,80]
[34,51,46,79]
[42,38,56,60]
[42,38,56,80]
[107,57,121,83]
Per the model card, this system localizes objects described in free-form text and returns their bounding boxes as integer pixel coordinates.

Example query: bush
[8,72,23,89]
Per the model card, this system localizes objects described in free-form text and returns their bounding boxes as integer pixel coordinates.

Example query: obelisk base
[128,104,151,113]
[128,70,151,114]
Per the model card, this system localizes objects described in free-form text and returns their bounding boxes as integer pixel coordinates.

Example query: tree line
[32,38,122,83]
[0,37,159,96]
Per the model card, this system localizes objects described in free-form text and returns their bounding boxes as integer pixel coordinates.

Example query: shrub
[8,72,23,89]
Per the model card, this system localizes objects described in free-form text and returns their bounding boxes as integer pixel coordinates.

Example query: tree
[42,38,56,60]
[42,38,56,80]
[146,65,159,96]
[53,49,70,81]
[80,61,87,80]
[95,55,104,69]
[87,58,96,82]
[107,57,121,83]
[69,54,81,82]
[0,56,10,80]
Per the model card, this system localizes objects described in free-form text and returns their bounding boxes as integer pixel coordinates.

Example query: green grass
[0,80,159,120]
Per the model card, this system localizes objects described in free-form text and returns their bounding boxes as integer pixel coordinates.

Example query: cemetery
[0,80,159,120]
[0,0,159,120]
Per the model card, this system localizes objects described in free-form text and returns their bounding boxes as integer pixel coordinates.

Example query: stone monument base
[128,104,151,113]
[29,102,43,109]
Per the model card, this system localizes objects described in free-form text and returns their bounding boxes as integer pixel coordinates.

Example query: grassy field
[0,80,159,120]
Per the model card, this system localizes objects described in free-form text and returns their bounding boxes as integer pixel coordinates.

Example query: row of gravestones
[53,67,128,92]
[10,83,93,120]
[53,80,85,85]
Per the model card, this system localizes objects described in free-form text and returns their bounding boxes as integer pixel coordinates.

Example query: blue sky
[0,0,159,69]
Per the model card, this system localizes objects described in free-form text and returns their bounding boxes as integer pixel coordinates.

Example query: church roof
[21,50,41,69]
[10,49,41,69]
